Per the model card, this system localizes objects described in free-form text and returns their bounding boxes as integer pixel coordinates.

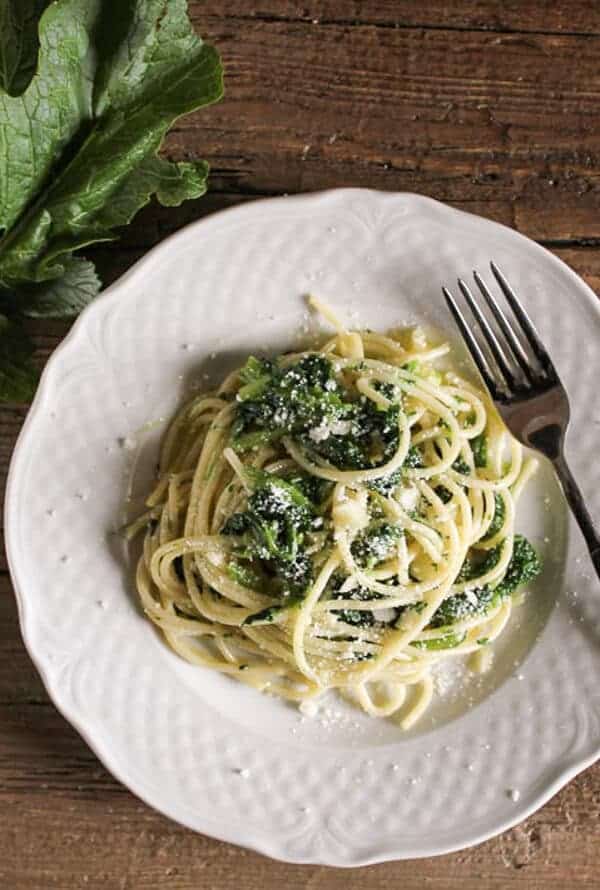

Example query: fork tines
[442,262,558,401]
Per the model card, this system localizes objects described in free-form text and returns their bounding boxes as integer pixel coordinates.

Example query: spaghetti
[130,299,542,728]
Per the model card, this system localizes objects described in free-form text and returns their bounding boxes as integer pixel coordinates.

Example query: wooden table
[2,2,599,887]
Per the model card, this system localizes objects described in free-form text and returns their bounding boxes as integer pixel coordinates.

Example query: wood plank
[154,14,600,242]
[195,2,600,37]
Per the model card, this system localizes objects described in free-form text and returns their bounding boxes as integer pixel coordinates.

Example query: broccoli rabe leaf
[0,1,52,98]
[428,585,495,629]
[221,470,318,596]
[456,543,502,584]
[0,0,223,402]
[351,521,404,569]
[367,469,403,496]
[429,534,541,629]
[328,575,389,628]
[305,390,401,472]
[483,493,505,540]
[366,446,423,496]
[495,534,541,596]
[238,355,273,385]
[412,632,466,650]
[243,596,304,626]
[471,433,488,468]
[435,485,453,504]
[232,354,349,450]
[227,561,265,590]
[452,455,471,475]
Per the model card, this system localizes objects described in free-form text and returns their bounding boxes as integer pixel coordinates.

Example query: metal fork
[442,261,600,578]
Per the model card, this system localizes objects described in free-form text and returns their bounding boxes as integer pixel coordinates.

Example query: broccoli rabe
[367,446,423,495]
[428,585,495,628]
[435,485,453,504]
[483,493,505,540]
[227,561,264,590]
[456,542,502,583]
[428,534,541,629]
[471,433,488,468]
[243,596,304,626]
[412,632,466,650]
[351,521,404,569]
[233,353,413,479]
[221,470,318,595]
[304,390,401,472]
[404,444,425,469]
[452,455,472,475]
[232,354,350,451]
[495,534,542,596]
[367,469,403,496]
[328,574,390,628]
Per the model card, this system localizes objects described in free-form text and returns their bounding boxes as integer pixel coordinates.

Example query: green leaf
[471,433,488,468]
[0,314,37,401]
[153,159,209,207]
[21,257,101,317]
[412,632,466,651]
[0,0,52,97]
[0,0,223,287]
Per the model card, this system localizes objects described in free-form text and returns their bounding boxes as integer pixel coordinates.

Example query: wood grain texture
[1,1,600,887]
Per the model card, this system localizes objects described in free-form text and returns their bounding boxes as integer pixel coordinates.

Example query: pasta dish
[129,298,542,728]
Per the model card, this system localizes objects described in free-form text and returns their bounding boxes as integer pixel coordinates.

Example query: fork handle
[553,453,600,578]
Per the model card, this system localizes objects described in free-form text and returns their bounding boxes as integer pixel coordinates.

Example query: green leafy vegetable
[402,359,419,373]
[429,534,542,629]
[351,521,404,569]
[227,561,264,590]
[328,575,387,628]
[243,598,303,626]
[0,0,51,96]
[221,470,319,597]
[232,356,409,481]
[452,455,471,475]
[456,543,503,584]
[471,433,488,468]
[483,493,505,540]
[428,585,496,629]
[232,354,350,451]
[495,534,542,596]
[0,0,223,401]
[19,258,101,318]
[412,632,466,650]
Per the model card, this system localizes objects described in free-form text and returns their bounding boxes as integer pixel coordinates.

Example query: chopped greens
[428,585,496,629]
[429,534,541,629]
[232,354,349,450]
[435,485,453,504]
[351,521,404,569]
[328,575,390,629]
[452,455,471,475]
[483,493,506,540]
[495,534,542,596]
[243,597,303,626]
[456,543,503,584]
[412,632,466,650]
[232,354,411,480]
[221,470,319,597]
[471,433,488,468]
[227,561,264,590]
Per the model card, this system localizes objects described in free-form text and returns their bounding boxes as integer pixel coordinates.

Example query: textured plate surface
[6,190,600,866]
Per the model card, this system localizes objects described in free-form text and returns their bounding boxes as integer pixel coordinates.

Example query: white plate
[7,190,600,866]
